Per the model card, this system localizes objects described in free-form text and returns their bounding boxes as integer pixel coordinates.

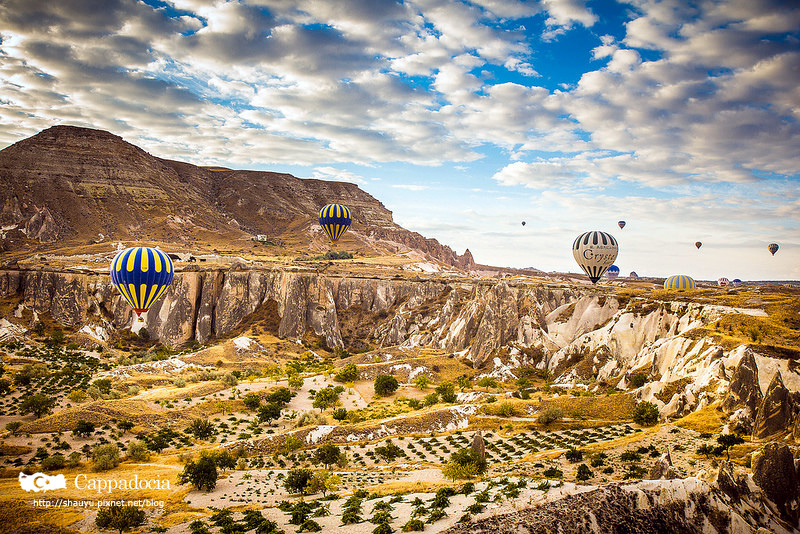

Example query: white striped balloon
[572,231,618,284]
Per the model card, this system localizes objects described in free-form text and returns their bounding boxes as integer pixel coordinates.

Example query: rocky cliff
[0,125,473,269]
[2,265,799,443]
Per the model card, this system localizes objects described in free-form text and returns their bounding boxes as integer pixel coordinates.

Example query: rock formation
[753,371,793,440]
[443,478,796,534]
[752,442,800,525]
[471,430,485,461]
[647,449,681,480]
[722,350,762,415]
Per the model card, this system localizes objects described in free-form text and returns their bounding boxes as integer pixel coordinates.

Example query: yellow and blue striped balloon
[663,275,696,290]
[318,203,352,244]
[110,247,174,316]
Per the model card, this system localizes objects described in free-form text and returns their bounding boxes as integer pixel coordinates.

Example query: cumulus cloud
[0,0,797,277]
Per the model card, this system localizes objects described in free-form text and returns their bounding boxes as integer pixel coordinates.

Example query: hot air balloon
[110,247,174,321]
[695,242,702,249]
[618,221,626,229]
[521,221,526,226]
[318,204,352,245]
[606,265,620,280]
[664,275,696,291]
[572,231,618,284]
[629,271,639,279]
[768,243,779,256]
[718,277,729,287]
[732,278,742,286]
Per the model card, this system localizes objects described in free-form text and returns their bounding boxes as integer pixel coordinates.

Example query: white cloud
[392,184,430,191]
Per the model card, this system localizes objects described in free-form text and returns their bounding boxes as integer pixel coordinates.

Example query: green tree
[313,386,340,411]
[332,408,348,421]
[258,403,283,424]
[96,505,146,534]
[374,375,399,396]
[5,421,22,435]
[716,434,745,461]
[178,454,218,491]
[441,448,487,481]
[696,444,715,458]
[476,377,497,391]
[242,393,261,411]
[93,443,120,471]
[19,393,57,418]
[629,373,648,389]
[284,468,313,494]
[127,440,150,461]
[424,392,439,406]
[93,379,113,394]
[73,420,95,438]
[266,387,294,406]
[187,419,215,440]
[435,382,457,403]
[314,444,341,469]
[537,407,563,426]
[116,420,134,434]
[632,402,659,426]
[374,441,404,463]
[576,464,593,481]
[288,373,304,390]
[414,376,430,390]
[334,363,359,383]
[565,449,583,462]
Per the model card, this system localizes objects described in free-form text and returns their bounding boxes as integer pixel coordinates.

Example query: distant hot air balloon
[572,231,618,284]
[718,277,730,287]
[521,221,526,226]
[732,278,742,286]
[318,204,352,244]
[664,275,696,291]
[768,243,779,256]
[618,221,626,229]
[606,265,620,280]
[629,271,639,279]
[695,241,702,249]
[110,247,174,321]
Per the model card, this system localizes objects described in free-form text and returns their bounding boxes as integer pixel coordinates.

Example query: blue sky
[0,0,798,280]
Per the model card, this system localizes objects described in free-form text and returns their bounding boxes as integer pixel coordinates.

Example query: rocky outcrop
[753,372,793,440]
[722,350,762,414]
[647,450,681,480]
[444,478,797,534]
[472,430,485,461]
[752,443,799,525]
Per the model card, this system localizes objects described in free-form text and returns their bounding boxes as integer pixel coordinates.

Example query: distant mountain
[0,125,474,269]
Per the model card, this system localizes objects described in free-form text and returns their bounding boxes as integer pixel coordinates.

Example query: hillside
[0,126,473,269]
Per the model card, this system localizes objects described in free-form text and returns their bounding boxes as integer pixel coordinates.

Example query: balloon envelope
[617,221,626,229]
[606,265,620,279]
[110,247,174,317]
[319,204,352,244]
[695,241,702,249]
[718,277,729,287]
[572,231,618,284]
[521,221,526,226]
[768,243,778,255]
[664,275,696,290]
[629,271,639,278]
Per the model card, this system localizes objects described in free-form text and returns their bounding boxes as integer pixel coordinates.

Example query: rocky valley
[0,127,797,534]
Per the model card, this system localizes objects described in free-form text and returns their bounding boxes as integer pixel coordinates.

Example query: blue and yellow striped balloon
[110,247,174,317]
[663,275,696,290]
[318,204,352,244]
